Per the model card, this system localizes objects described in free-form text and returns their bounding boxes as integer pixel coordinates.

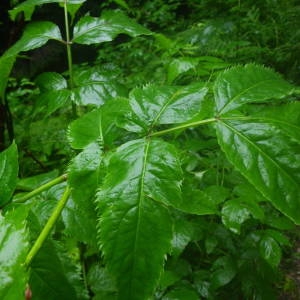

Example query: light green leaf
[125,83,208,133]
[0,142,18,206]
[0,208,29,299]
[73,10,151,45]
[214,64,294,115]
[97,138,182,300]
[216,118,300,224]
[34,72,71,117]
[68,99,129,149]
[259,236,281,267]
[71,66,127,106]
[9,0,86,21]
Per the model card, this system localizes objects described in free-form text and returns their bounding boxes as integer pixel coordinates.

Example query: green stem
[63,0,76,116]
[24,185,71,268]
[149,118,217,137]
[13,174,67,203]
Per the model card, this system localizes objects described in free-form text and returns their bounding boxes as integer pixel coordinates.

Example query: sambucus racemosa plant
[0,0,300,299]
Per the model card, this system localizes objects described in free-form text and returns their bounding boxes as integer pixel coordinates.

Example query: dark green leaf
[216,118,300,224]
[162,287,199,300]
[210,256,236,289]
[34,72,71,116]
[125,83,208,133]
[73,10,151,45]
[97,138,182,300]
[9,0,86,21]
[214,64,294,115]
[0,208,29,299]
[259,236,281,267]
[0,142,18,206]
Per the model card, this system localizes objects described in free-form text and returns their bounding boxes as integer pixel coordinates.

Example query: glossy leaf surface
[0,142,18,206]
[34,72,71,116]
[65,143,102,245]
[68,99,129,149]
[214,64,294,114]
[73,10,151,45]
[9,0,86,20]
[0,208,29,299]
[97,138,182,299]
[125,83,208,133]
[216,118,300,224]
[72,66,127,106]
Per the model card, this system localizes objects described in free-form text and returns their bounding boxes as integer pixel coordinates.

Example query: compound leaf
[97,138,182,300]
[73,10,151,45]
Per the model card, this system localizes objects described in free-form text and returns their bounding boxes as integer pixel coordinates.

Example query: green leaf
[0,56,15,99]
[97,138,182,300]
[87,264,117,295]
[167,57,199,83]
[72,66,127,106]
[29,241,83,300]
[73,10,152,45]
[4,22,62,57]
[9,0,86,21]
[68,99,129,149]
[0,22,61,97]
[0,208,29,299]
[34,72,71,117]
[221,200,251,234]
[0,142,18,206]
[210,256,236,289]
[124,83,208,133]
[162,287,199,300]
[216,118,300,224]
[259,236,281,267]
[64,143,102,245]
[214,64,294,115]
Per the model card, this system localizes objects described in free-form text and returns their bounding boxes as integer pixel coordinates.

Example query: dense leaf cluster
[0,0,300,299]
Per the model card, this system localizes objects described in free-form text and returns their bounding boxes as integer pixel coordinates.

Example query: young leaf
[124,83,208,133]
[0,142,18,207]
[97,138,182,300]
[214,64,294,115]
[0,208,29,299]
[216,118,300,224]
[72,10,152,45]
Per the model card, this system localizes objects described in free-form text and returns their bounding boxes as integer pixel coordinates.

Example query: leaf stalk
[24,185,71,268]
[13,174,67,203]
